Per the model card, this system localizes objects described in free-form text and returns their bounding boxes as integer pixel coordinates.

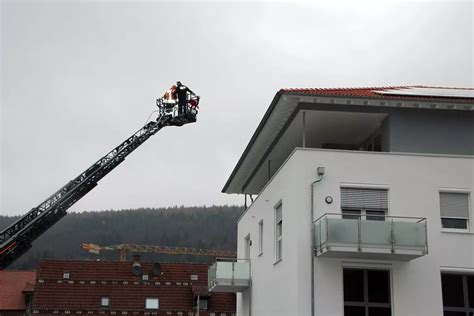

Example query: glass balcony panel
[393,221,426,247]
[327,218,358,244]
[314,222,321,248]
[208,261,250,292]
[321,218,328,244]
[233,262,250,279]
[360,220,391,246]
[216,262,234,279]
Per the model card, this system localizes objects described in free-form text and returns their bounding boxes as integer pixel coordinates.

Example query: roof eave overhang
[221,90,284,193]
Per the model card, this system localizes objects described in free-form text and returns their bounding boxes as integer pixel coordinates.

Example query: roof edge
[281,86,474,104]
[222,90,284,193]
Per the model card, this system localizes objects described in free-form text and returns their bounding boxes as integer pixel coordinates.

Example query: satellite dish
[153,262,161,276]
[132,261,143,276]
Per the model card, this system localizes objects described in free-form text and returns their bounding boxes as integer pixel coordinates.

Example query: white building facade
[208,87,474,316]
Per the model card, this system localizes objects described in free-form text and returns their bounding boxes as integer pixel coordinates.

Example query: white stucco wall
[237,148,474,316]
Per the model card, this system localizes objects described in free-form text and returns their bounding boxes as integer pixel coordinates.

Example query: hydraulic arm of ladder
[0,114,180,269]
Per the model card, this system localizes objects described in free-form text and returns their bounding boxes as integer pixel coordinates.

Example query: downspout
[249,280,252,316]
[249,243,252,316]
[310,167,325,316]
[197,294,200,316]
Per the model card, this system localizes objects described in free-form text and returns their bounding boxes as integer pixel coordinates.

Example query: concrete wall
[387,108,474,155]
[237,148,474,316]
[237,154,305,316]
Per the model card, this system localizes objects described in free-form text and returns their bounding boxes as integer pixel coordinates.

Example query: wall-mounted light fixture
[317,167,325,176]
[325,196,333,204]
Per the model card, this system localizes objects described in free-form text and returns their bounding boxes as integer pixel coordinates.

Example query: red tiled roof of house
[0,270,36,310]
[33,259,235,316]
[280,86,474,103]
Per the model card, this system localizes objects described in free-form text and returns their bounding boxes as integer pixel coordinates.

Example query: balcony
[314,213,428,261]
[208,259,251,292]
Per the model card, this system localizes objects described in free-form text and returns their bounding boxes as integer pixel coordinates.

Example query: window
[441,273,474,316]
[62,272,70,279]
[258,220,263,255]
[363,133,382,152]
[194,297,209,310]
[100,297,110,307]
[275,203,283,261]
[145,298,159,310]
[142,274,149,281]
[343,268,391,316]
[440,192,470,230]
[341,188,388,221]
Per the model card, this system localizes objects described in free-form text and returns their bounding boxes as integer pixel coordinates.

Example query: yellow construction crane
[81,243,237,262]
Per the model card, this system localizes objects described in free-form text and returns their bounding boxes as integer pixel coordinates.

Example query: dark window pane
[366,211,386,221]
[468,275,474,308]
[373,134,382,152]
[343,210,362,220]
[443,312,465,316]
[345,306,365,316]
[344,269,364,302]
[368,270,390,303]
[442,274,465,307]
[441,218,468,229]
[368,307,391,316]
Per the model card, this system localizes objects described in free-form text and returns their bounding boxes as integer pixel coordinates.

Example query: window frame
[439,191,471,232]
[342,268,392,316]
[274,201,283,263]
[100,296,110,308]
[340,187,389,222]
[341,209,387,221]
[441,272,474,315]
[145,298,159,310]
[258,220,263,256]
[194,297,209,311]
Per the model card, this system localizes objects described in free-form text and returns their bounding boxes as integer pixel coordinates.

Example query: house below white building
[208,87,474,316]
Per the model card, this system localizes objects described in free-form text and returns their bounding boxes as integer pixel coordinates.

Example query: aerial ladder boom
[0,83,199,269]
[81,243,237,262]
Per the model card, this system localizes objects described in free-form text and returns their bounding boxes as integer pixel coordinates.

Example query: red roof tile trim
[0,270,36,310]
[33,260,235,316]
[280,86,474,104]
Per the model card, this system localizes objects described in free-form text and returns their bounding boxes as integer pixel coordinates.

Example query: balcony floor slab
[316,245,426,261]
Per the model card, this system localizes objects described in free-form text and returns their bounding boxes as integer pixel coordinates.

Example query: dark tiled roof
[33,260,235,316]
[281,86,474,103]
[0,270,36,310]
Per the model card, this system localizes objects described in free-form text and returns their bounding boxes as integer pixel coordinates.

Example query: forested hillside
[0,205,243,270]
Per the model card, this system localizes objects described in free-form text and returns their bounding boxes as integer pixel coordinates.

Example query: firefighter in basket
[156,82,199,121]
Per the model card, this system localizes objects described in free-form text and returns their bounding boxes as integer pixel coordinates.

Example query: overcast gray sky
[1,0,472,216]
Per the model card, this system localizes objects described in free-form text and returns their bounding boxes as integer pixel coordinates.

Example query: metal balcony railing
[313,213,428,261]
[208,258,251,293]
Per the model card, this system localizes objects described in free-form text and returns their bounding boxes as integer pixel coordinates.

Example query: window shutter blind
[341,188,388,210]
[440,192,469,218]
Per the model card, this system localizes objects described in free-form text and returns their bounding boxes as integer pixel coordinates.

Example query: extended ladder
[1,107,196,269]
